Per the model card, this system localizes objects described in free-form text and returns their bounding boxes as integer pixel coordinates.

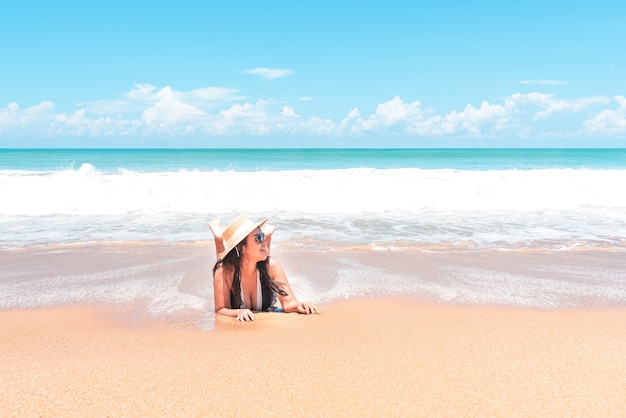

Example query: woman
[210,214,318,321]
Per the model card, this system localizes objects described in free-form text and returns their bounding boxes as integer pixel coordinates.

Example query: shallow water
[2,243,625,330]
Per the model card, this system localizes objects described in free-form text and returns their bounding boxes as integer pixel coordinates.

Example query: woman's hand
[236,309,255,322]
[297,301,319,315]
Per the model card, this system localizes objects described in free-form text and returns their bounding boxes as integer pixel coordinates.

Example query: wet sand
[3,243,626,312]
[2,300,626,416]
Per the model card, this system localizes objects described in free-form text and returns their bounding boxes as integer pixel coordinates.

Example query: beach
[2,299,626,416]
[2,148,626,415]
[2,244,626,416]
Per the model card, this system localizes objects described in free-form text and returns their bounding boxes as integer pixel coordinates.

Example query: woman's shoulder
[267,256,280,267]
[213,261,234,280]
[266,256,286,275]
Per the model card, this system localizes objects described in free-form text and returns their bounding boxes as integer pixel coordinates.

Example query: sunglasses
[253,231,266,244]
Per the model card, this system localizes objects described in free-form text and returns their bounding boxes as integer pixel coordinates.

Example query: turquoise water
[2,148,626,171]
[1,147,625,250]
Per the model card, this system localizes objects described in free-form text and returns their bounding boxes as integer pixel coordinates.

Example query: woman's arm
[268,258,318,314]
[213,265,255,321]
[208,220,226,259]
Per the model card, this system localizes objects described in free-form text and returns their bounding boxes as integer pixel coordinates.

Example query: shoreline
[2,300,626,416]
[2,243,626,314]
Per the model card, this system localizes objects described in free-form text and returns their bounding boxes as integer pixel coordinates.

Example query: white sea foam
[1,166,625,216]
[1,165,625,249]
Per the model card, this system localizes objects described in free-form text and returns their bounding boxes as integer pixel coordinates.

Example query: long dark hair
[212,241,288,308]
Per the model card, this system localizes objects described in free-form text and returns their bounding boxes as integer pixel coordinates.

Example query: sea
[2,148,626,249]
[1,148,626,318]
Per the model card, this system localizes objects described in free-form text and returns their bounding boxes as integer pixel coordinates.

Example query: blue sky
[1,1,625,148]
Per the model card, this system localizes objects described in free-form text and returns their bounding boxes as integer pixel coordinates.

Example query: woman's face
[244,227,267,261]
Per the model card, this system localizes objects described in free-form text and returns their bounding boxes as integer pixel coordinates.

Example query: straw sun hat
[218,214,267,259]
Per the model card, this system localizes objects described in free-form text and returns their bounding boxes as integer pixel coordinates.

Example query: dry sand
[2,299,626,417]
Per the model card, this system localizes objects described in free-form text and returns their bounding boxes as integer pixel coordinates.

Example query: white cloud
[508,93,611,120]
[219,101,267,119]
[440,100,513,136]
[78,83,158,114]
[339,97,513,137]
[5,83,626,142]
[126,83,158,102]
[509,92,554,105]
[536,97,609,120]
[338,108,364,134]
[583,95,626,133]
[52,110,135,136]
[125,83,242,104]
[0,101,55,130]
[243,68,293,80]
[364,96,425,129]
[142,87,205,131]
[211,100,277,135]
[81,84,243,114]
[281,107,299,117]
[301,116,336,135]
[343,96,427,135]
